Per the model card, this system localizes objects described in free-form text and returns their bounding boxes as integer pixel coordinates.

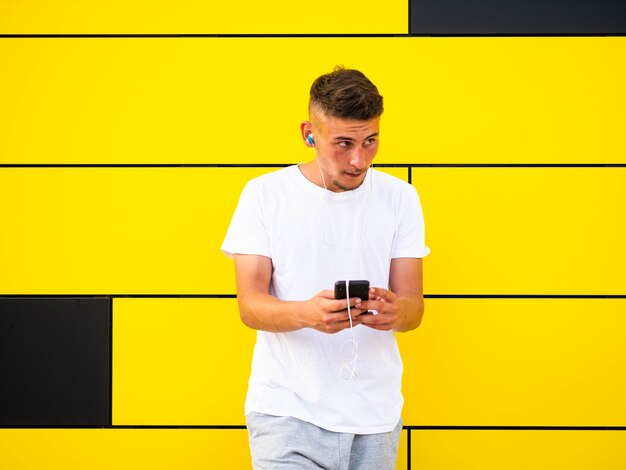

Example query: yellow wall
[1,2,625,469]
[2,38,625,165]
[0,0,407,34]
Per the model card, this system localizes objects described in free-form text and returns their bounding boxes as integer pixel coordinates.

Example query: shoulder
[369,169,425,220]
[237,166,302,210]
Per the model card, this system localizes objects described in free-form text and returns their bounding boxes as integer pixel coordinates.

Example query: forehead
[314,113,380,137]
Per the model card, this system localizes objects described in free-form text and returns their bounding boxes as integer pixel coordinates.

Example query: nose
[349,146,366,169]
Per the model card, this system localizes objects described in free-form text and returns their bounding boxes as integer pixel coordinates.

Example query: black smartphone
[334,280,370,301]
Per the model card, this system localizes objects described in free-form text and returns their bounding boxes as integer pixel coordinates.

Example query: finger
[361,323,394,331]
[360,299,390,314]
[325,308,367,321]
[328,297,364,313]
[317,289,336,299]
[369,287,397,303]
[359,311,396,326]
[336,312,368,323]
[325,317,363,332]
[359,315,394,330]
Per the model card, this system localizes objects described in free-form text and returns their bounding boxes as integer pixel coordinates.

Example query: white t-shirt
[222,164,429,434]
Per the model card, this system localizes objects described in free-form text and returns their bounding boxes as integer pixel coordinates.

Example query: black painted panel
[0,298,110,426]
[411,0,626,35]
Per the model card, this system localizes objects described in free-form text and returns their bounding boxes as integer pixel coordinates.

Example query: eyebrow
[332,132,379,142]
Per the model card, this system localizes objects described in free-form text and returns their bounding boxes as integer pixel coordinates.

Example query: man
[221,66,429,469]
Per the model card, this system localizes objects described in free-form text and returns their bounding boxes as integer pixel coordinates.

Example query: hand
[303,290,368,334]
[358,287,399,331]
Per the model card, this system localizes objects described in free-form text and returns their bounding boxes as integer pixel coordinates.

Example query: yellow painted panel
[113,298,255,425]
[398,299,626,426]
[414,167,626,295]
[0,0,407,34]
[114,299,626,427]
[1,37,624,164]
[0,166,405,295]
[0,428,250,469]
[0,167,267,294]
[0,428,410,470]
[412,430,626,470]
[396,429,408,470]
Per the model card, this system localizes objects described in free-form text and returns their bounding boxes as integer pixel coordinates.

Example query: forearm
[237,291,307,333]
[393,294,424,332]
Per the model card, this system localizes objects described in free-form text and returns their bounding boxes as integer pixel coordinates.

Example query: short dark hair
[309,66,383,120]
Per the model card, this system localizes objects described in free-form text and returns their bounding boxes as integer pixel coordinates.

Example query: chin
[334,178,366,192]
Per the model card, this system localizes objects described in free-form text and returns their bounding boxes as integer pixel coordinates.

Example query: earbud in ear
[307,134,315,145]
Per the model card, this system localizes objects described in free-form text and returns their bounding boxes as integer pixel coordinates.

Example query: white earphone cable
[340,280,358,380]
[314,158,360,379]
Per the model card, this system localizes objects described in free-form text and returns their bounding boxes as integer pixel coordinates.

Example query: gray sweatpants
[246,412,402,470]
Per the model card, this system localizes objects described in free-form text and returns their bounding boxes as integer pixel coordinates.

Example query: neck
[299,160,331,191]
[315,159,329,191]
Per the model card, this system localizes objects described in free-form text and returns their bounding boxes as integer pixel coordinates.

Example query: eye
[338,141,352,148]
[364,138,377,146]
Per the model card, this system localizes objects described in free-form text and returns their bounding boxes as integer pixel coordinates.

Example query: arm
[234,253,367,334]
[359,257,425,332]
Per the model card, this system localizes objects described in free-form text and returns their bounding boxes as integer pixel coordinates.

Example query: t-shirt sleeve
[392,185,430,259]
[221,179,271,259]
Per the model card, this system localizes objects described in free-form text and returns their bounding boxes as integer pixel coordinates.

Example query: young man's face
[310,112,380,192]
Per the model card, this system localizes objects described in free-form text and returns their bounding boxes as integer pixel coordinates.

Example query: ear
[300,121,314,147]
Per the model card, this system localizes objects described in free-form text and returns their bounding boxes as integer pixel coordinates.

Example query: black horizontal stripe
[426,294,626,299]
[0,34,406,38]
[1,424,624,431]
[0,163,292,168]
[0,424,245,429]
[0,294,625,299]
[406,425,626,431]
[0,294,237,298]
[1,33,625,38]
[1,163,625,168]
[407,163,626,168]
